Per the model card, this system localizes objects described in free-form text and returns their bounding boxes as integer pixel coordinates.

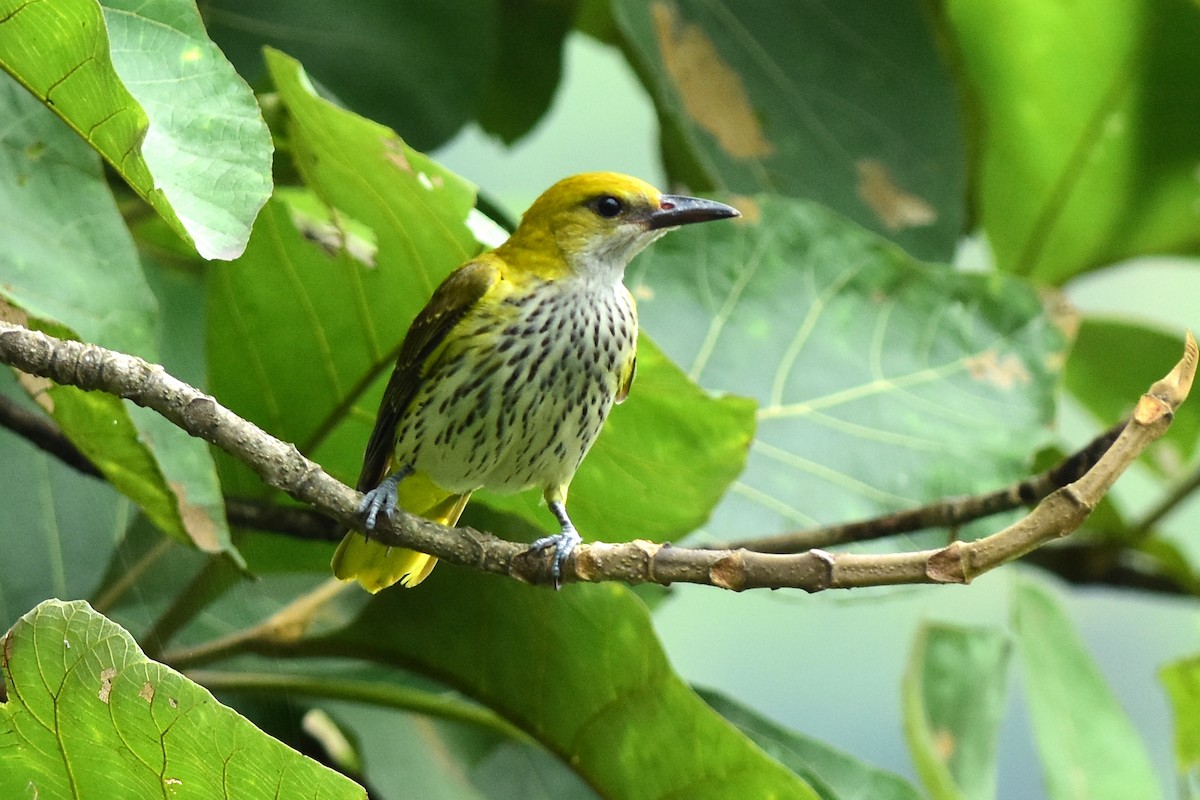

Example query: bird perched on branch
[332,172,739,591]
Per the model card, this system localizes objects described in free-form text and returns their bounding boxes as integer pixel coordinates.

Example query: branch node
[710,551,747,591]
[810,548,834,565]
[807,549,836,592]
[78,344,105,391]
[1055,485,1094,535]
[1132,393,1171,427]
[185,395,221,437]
[927,541,968,584]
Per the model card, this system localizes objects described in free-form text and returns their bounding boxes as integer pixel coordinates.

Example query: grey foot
[528,525,582,589]
[358,473,403,530]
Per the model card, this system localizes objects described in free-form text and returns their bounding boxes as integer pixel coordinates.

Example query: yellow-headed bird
[332,173,739,591]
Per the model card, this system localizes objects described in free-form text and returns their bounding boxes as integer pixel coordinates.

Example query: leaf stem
[186,669,529,742]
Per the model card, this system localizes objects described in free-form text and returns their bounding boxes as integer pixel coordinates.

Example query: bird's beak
[647,194,740,230]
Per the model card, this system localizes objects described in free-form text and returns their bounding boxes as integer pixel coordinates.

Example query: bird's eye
[592,195,625,219]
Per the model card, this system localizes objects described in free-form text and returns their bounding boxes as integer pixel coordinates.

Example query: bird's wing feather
[357,257,502,492]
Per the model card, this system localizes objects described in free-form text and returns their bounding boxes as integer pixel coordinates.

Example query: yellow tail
[332,471,471,593]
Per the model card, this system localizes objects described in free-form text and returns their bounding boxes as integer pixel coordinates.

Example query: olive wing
[357,258,501,492]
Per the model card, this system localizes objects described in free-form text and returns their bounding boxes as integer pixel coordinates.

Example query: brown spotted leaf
[613,0,965,261]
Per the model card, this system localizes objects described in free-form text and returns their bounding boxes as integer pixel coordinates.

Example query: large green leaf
[476,0,578,145]
[612,0,965,261]
[205,0,497,152]
[903,623,1011,800]
[0,0,271,259]
[0,600,363,799]
[0,73,156,349]
[205,194,476,496]
[220,684,596,799]
[0,372,131,633]
[628,196,1068,539]
[1161,655,1200,787]
[1013,578,1159,799]
[266,569,815,799]
[935,0,1200,282]
[207,0,574,150]
[0,74,234,558]
[700,688,922,800]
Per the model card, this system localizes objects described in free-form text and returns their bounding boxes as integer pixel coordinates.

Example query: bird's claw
[527,526,582,589]
[358,473,402,530]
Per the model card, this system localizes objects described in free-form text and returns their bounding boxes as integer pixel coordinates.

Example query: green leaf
[0,372,131,633]
[1161,656,1200,780]
[700,688,921,800]
[934,0,1200,282]
[308,702,502,800]
[276,569,815,799]
[1065,317,1198,474]
[628,196,1069,537]
[463,739,597,800]
[89,513,206,636]
[0,76,235,559]
[477,0,578,144]
[205,0,497,152]
[0,600,364,799]
[40,376,235,556]
[1013,578,1159,799]
[903,623,1011,800]
[210,675,595,800]
[0,0,272,259]
[0,75,157,354]
[570,340,755,540]
[612,0,965,261]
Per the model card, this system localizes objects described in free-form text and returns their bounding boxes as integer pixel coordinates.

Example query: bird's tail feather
[332,472,470,593]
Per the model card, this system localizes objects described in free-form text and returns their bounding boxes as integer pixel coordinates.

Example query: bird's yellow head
[496,172,739,283]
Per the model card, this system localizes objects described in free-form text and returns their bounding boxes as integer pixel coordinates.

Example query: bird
[332,172,739,592]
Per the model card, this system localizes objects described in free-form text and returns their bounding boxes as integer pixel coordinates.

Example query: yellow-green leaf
[0,600,363,799]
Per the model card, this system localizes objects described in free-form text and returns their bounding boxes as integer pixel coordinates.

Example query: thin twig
[720,422,1126,553]
[1020,542,1195,595]
[1129,462,1200,542]
[186,669,528,742]
[224,497,339,540]
[0,393,103,477]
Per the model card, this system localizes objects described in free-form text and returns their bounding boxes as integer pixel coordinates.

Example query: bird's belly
[396,283,636,496]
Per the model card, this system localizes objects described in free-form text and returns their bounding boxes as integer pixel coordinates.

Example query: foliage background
[2,0,1200,798]
[439,30,1200,798]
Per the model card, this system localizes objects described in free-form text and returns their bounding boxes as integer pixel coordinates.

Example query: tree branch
[0,320,1193,592]
[0,374,1152,589]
